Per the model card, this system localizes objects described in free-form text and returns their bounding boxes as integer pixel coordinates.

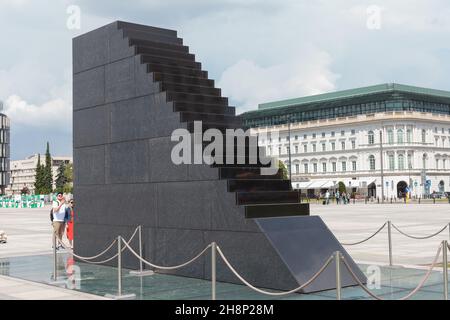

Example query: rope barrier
[341,222,387,246]
[341,221,449,245]
[216,245,333,296]
[56,226,140,264]
[392,223,449,240]
[121,238,212,270]
[340,243,443,300]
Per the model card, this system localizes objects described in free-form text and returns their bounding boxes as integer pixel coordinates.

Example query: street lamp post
[288,117,292,183]
[379,129,385,203]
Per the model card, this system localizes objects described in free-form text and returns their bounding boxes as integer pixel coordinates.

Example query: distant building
[243,83,450,198]
[0,101,10,195]
[7,154,72,195]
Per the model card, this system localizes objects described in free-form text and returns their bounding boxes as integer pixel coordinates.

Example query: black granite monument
[73,21,365,292]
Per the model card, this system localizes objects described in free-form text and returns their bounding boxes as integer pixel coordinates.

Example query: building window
[422,129,426,143]
[331,142,335,151]
[295,164,299,173]
[313,163,318,173]
[304,145,307,153]
[407,154,412,169]
[312,144,316,152]
[352,161,357,171]
[341,162,346,172]
[443,159,446,169]
[351,141,356,149]
[322,132,325,137]
[322,163,327,173]
[278,147,282,155]
[368,131,375,145]
[436,159,439,169]
[369,155,375,170]
[388,129,394,144]
[397,129,404,144]
[341,130,345,136]
[295,145,298,154]
[278,137,281,142]
[295,135,298,140]
[303,134,307,139]
[341,141,345,150]
[423,154,427,169]
[351,129,355,135]
[331,131,335,137]
[332,162,337,172]
[312,133,316,138]
[389,155,395,170]
[398,154,405,170]
[322,143,326,151]
[304,163,308,173]
[407,129,412,143]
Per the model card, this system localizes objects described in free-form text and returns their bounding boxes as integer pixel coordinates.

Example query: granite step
[130,38,189,53]
[245,203,310,219]
[167,92,228,106]
[237,191,299,205]
[136,45,195,61]
[228,179,291,192]
[141,54,201,69]
[123,28,183,45]
[219,167,282,180]
[162,82,221,96]
[145,62,207,78]
[153,72,214,87]
[173,101,235,115]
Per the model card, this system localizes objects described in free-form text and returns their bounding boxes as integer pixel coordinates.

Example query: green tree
[55,163,67,193]
[42,142,53,194]
[338,181,347,194]
[278,160,289,180]
[63,163,73,193]
[34,154,44,194]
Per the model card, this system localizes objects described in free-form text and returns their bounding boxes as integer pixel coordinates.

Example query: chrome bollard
[335,251,341,300]
[211,242,217,300]
[118,236,122,296]
[388,221,393,266]
[443,241,448,300]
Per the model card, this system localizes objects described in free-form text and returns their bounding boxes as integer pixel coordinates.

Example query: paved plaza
[0,204,449,299]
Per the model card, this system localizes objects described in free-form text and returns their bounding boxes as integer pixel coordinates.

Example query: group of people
[51,192,74,249]
[323,190,351,205]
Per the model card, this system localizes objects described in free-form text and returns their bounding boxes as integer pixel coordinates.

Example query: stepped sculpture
[73,21,365,292]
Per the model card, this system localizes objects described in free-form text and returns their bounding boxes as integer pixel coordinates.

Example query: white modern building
[243,84,450,199]
[7,154,72,195]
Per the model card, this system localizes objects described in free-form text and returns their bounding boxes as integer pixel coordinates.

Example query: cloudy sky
[1,0,450,159]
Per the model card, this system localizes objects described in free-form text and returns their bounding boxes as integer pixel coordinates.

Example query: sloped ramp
[256,216,366,293]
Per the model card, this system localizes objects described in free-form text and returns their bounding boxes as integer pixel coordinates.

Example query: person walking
[325,190,330,205]
[335,190,340,204]
[52,192,67,249]
[66,199,74,249]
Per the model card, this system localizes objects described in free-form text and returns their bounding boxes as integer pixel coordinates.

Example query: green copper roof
[257,83,450,110]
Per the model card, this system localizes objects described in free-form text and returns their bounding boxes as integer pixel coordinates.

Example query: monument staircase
[121,22,309,219]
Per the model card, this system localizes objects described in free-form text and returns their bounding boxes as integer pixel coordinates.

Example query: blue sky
[1,0,450,159]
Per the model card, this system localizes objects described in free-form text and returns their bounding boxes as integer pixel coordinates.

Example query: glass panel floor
[0,253,446,300]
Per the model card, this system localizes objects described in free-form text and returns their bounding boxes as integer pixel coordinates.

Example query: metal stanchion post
[53,233,57,281]
[130,226,154,276]
[211,242,217,300]
[105,236,136,300]
[388,221,393,266]
[335,251,341,300]
[443,240,448,300]
[118,236,122,296]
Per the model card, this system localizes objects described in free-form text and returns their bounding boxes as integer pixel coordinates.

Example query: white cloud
[218,46,340,113]
[3,95,71,132]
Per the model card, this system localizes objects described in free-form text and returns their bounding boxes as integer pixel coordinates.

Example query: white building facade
[7,154,72,195]
[243,84,450,199]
